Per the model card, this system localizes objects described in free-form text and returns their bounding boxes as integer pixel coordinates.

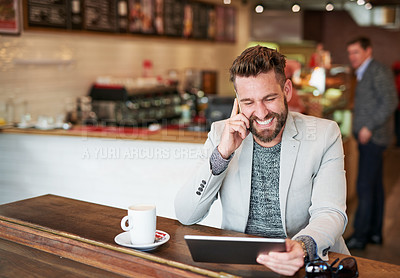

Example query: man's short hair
[229,45,287,89]
[347,36,372,50]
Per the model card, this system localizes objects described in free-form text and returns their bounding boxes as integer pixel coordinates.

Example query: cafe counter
[0,125,209,144]
[0,126,222,228]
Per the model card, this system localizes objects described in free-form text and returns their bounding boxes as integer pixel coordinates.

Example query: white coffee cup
[120,204,156,245]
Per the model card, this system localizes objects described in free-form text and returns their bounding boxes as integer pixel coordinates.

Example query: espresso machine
[88,84,183,127]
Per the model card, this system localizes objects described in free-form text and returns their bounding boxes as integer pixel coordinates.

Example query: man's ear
[366,46,373,57]
[284,79,293,102]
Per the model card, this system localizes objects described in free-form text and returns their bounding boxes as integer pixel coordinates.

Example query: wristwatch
[298,240,310,264]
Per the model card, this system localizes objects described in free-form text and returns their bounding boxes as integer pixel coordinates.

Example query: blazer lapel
[237,133,254,224]
[279,112,300,235]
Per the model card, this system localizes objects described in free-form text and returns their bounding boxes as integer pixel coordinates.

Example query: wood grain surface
[0,126,208,144]
[1,195,399,277]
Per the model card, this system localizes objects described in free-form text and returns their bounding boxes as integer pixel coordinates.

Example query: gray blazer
[353,59,398,146]
[175,112,350,260]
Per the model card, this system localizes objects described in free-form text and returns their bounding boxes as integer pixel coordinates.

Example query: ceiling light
[326,2,334,11]
[223,0,231,4]
[255,4,264,13]
[357,0,365,5]
[292,3,301,12]
[365,2,372,9]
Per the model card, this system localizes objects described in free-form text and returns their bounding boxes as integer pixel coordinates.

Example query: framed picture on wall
[0,0,21,35]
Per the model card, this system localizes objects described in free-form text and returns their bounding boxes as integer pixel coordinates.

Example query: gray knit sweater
[245,141,285,238]
[210,144,317,261]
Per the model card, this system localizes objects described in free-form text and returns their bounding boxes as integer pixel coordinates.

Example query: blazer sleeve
[174,122,228,225]
[293,121,348,260]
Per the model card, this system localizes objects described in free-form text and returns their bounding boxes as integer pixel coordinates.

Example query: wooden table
[0,195,399,277]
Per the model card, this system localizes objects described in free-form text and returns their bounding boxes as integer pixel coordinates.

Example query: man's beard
[249,98,288,143]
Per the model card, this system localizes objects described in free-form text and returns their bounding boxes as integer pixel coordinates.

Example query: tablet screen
[184,235,286,264]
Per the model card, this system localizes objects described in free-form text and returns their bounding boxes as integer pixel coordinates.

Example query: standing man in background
[346,37,398,250]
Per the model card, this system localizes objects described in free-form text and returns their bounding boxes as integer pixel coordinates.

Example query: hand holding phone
[217,95,250,159]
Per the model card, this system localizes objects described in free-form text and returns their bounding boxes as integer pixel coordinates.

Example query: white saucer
[17,123,35,129]
[35,124,55,130]
[114,230,170,251]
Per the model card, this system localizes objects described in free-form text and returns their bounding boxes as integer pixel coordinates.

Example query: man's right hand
[217,98,250,159]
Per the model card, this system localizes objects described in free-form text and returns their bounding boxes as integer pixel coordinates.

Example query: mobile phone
[235,91,242,114]
[235,91,250,132]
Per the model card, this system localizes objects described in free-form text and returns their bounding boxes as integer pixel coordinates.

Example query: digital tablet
[184,235,286,264]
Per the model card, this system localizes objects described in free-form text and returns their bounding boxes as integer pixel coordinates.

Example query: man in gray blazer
[175,46,350,276]
[345,37,398,250]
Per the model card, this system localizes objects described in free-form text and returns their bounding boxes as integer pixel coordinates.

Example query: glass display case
[294,64,354,137]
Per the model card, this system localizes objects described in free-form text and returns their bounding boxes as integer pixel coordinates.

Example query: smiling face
[235,71,292,147]
[347,42,372,70]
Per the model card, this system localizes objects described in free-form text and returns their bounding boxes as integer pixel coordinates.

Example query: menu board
[207,5,216,40]
[215,6,224,42]
[24,0,236,42]
[192,2,210,40]
[84,0,117,32]
[27,0,68,28]
[117,0,129,32]
[182,2,193,38]
[154,0,164,34]
[224,6,235,42]
[163,0,184,37]
[68,0,83,30]
[215,5,235,42]
[141,0,155,34]
[128,0,155,34]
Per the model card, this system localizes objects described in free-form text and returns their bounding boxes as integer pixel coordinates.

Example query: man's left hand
[256,239,305,276]
[358,126,372,145]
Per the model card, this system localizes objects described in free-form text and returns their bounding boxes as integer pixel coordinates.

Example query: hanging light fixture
[255,4,264,13]
[292,3,301,12]
[325,2,334,11]
[365,2,372,9]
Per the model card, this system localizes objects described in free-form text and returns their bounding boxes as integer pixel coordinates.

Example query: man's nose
[253,102,269,119]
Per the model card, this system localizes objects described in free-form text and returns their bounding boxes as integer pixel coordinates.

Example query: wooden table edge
[0,215,237,278]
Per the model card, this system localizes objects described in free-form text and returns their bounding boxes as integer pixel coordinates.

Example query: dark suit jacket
[353,59,398,146]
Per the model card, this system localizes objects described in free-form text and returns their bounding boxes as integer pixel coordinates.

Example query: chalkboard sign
[163,0,184,37]
[192,2,210,40]
[207,5,216,40]
[117,0,129,33]
[84,0,117,32]
[215,5,235,42]
[224,6,235,42]
[68,0,83,30]
[27,0,68,28]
